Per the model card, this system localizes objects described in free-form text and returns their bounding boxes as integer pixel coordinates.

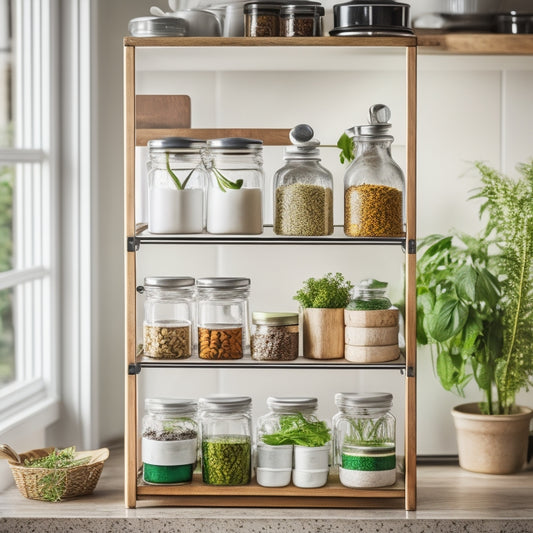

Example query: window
[0,0,59,431]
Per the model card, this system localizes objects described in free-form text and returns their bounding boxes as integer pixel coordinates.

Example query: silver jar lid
[253,312,299,326]
[207,138,263,152]
[148,137,206,152]
[266,397,317,412]
[346,104,394,140]
[129,16,188,37]
[145,397,197,415]
[199,396,252,413]
[335,392,393,409]
[144,276,195,288]
[196,277,250,289]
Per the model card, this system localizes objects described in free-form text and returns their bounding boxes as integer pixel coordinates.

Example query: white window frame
[0,0,60,436]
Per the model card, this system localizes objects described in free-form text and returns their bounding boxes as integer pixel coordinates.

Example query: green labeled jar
[333,392,396,488]
[199,396,252,486]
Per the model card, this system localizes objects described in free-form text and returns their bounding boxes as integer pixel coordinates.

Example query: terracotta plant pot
[451,403,533,474]
[303,308,344,359]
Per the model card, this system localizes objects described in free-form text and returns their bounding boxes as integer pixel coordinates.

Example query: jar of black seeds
[333,392,396,488]
[251,312,299,361]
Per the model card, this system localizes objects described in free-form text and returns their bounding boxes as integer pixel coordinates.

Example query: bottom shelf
[136,472,405,508]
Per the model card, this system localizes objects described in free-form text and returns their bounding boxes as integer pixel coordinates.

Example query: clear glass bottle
[204,138,264,234]
[333,392,396,488]
[244,2,281,36]
[147,137,207,234]
[141,277,196,359]
[273,124,333,236]
[348,279,392,311]
[280,4,324,36]
[142,398,198,484]
[251,312,299,361]
[196,277,251,359]
[343,105,405,238]
[199,396,252,486]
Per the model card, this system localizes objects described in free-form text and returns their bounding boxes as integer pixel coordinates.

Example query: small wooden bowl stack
[344,308,400,363]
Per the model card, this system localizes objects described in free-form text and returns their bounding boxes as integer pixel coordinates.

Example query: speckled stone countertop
[1,444,532,533]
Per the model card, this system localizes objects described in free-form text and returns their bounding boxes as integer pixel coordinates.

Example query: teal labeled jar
[199,396,252,486]
[142,398,198,484]
[333,392,396,488]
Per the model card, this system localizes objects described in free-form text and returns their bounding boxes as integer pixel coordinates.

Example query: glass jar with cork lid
[343,104,405,238]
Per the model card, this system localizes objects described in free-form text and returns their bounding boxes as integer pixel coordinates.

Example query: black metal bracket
[128,363,141,375]
[127,236,139,252]
[407,366,415,378]
[408,239,416,254]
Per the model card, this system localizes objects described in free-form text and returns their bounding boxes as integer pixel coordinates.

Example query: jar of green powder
[142,398,198,485]
[346,278,393,311]
[199,396,252,486]
[332,392,396,488]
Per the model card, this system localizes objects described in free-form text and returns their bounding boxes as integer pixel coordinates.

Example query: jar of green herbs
[199,396,252,486]
[347,279,392,311]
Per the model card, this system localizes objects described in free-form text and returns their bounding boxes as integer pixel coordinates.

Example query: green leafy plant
[294,272,353,309]
[212,167,243,192]
[417,161,533,415]
[166,152,193,190]
[261,414,331,447]
[337,133,355,164]
[346,418,391,447]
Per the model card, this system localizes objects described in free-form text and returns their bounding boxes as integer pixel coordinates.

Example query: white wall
[94,0,533,455]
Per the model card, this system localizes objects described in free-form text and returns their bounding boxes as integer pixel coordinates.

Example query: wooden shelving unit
[124,36,417,510]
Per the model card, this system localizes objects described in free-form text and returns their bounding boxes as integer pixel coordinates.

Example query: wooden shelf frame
[124,37,417,511]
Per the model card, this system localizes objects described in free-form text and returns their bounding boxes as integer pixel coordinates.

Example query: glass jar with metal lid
[251,312,299,361]
[348,278,393,311]
[142,398,198,484]
[141,276,196,359]
[204,138,264,235]
[343,104,405,238]
[273,124,333,236]
[196,277,251,359]
[333,392,396,488]
[147,137,207,234]
[199,396,252,485]
[280,4,325,36]
[244,2,282,36]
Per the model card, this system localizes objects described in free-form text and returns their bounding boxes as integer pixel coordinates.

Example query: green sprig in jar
[199,396,252,486]
[346,278,392,311]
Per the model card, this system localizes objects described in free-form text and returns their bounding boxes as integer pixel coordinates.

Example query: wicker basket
[7,447,109,502]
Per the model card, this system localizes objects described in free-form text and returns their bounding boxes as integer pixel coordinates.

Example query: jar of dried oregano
[343,104,405,238]
[141,277,196,359]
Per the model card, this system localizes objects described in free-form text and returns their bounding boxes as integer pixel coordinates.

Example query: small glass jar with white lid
[196,277,251,359]
[199,396,252,486]
[333,392,396,488]
[251,312,299,361]
[141,276,196,359]
[147,137,207,234]
[142,398,198,485]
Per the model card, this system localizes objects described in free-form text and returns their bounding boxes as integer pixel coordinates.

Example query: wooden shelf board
[124,36,416,48]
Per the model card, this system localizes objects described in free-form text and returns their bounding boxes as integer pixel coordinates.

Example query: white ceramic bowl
[292,468,329,488]
[256,467,292,487]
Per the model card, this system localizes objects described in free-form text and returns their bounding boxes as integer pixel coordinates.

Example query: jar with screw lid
[333,392,396,488]
[204,138,264,234]
[273,124,333,236]
[196,277,251,359]
[142,398,198,484]
[280,4,324,36]
[344,104,405,238]
[199,396,252,486]
[251,312,299,361]
[147,137,207,234]
[141,277,196,359]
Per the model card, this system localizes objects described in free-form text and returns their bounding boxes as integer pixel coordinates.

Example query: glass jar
[142,398,198,484]
[348,279,392,311]
[273,124,333,236]
[196,277,251,359]
[280,4,324,36]
[333,392,396,488]
[141,277,196,359]
[204,138,264,234]
[343,105,405,238]
[147,137,207,234]
[244,2,281,36]
[199,396,252,485]
[251,312,299,361]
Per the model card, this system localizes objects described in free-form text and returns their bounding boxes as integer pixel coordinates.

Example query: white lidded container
[147,137,207,234]
[204,137,264,234]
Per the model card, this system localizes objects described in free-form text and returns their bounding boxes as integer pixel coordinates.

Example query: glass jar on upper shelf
[147,137,207,234]
[204,138,264,235]
[141,276,196,359]
[333,392,396,488]
[343,104,405,238]
[273,124,333,236]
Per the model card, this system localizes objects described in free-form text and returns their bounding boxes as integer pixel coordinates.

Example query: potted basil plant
[417,161,533,474]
